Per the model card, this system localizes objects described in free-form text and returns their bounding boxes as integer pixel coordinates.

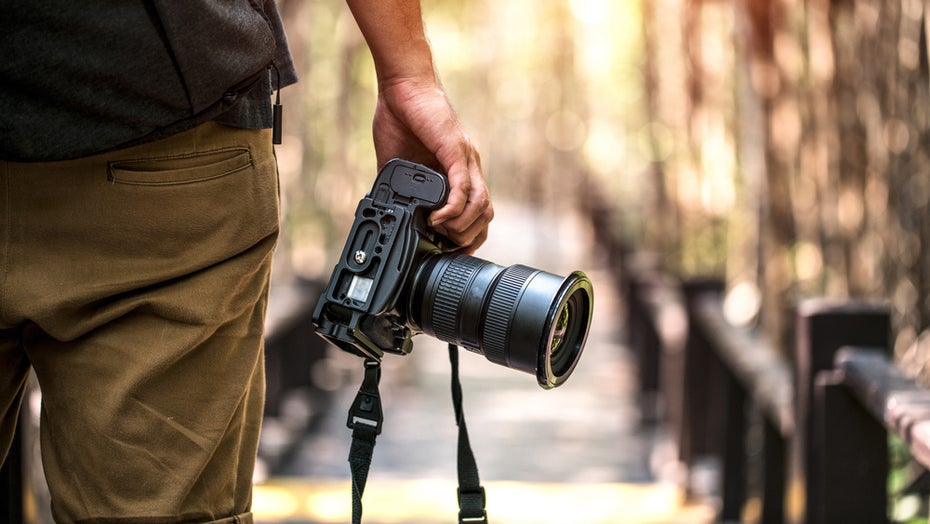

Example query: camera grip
[371,158,448,209]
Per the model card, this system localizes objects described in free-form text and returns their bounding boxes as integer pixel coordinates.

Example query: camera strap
[448,343,490,524]
[344,346,489,524]
[347,359,383,524]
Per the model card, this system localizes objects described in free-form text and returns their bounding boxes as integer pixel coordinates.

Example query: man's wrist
[373,48,436,85]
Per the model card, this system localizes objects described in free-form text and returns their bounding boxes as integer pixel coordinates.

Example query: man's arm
[346,0,493,253]
[345,0,434,83]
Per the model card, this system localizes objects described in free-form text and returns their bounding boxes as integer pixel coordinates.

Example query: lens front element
[410,254,594,389]
[538,271,594,388]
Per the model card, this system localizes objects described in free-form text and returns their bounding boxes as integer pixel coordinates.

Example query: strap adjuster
[346,359,383,435]
[457,486,488,523]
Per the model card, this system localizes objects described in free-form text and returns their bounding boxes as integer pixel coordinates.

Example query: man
[0,1,493,522]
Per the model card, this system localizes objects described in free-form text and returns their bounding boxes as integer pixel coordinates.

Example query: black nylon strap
[344,349,488,524]
[346,359,383,524]
[348,430,376,523]
[449,344,489,524]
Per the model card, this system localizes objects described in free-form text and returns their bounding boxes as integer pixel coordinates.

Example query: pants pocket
[107,148,252,186]
[91,140,279,301]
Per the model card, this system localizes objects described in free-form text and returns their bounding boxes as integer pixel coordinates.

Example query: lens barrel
[409,253,594,388]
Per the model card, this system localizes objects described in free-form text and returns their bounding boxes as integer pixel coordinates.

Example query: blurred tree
[274,0,930,377]
[639,0,930,365]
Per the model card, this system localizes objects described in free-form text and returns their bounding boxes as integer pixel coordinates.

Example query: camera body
[313,159,594,389]
[312,158,451,361]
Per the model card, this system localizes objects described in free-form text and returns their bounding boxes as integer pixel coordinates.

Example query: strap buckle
[346,359,383,435]
[457,486,488,524]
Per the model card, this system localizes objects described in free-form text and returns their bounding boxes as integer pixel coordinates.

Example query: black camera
[312,159,594,389]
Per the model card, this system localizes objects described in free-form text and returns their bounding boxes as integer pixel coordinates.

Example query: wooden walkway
[254,201,715,524]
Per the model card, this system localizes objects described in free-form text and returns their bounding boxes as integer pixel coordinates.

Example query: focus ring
[431,255,483,343]
[482,265,536,366]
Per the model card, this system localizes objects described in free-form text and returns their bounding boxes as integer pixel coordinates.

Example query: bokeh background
[11,2,930,523]
[273,0,930,373]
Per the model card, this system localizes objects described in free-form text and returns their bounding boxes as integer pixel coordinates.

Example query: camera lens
[408,253,594,389]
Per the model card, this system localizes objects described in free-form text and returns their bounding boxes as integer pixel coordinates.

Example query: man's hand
[372,78,492,253]
[346,0,493,254]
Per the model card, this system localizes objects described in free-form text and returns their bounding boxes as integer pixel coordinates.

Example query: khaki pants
[0,122,280,523]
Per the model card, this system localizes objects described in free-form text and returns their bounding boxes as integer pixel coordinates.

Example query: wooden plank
[836,348,930,471]
[690,293,793,436]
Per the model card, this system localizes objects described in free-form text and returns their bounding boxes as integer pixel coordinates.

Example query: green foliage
[889,436,930,524]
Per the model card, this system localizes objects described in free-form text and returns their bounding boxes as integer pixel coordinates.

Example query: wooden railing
[625,259,930,523]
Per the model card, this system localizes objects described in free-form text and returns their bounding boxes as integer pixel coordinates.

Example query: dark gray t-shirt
[216,0,298,131]
[0,0,299,162]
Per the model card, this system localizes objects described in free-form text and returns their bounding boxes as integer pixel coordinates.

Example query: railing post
[721,367,747,521]
[793,300,889,524]
[761,417,787,524]
[680,279,726,497]
[625,262,662,423]
[814,369,888,523]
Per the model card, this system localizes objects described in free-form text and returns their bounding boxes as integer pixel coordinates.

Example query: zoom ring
[482,265,536,366]
[431,256,484,343]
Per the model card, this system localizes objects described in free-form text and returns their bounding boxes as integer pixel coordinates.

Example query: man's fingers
[429,160,473,225]
[432,194,494,253]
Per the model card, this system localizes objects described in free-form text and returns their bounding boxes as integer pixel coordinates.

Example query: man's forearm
[345,0,436,84]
